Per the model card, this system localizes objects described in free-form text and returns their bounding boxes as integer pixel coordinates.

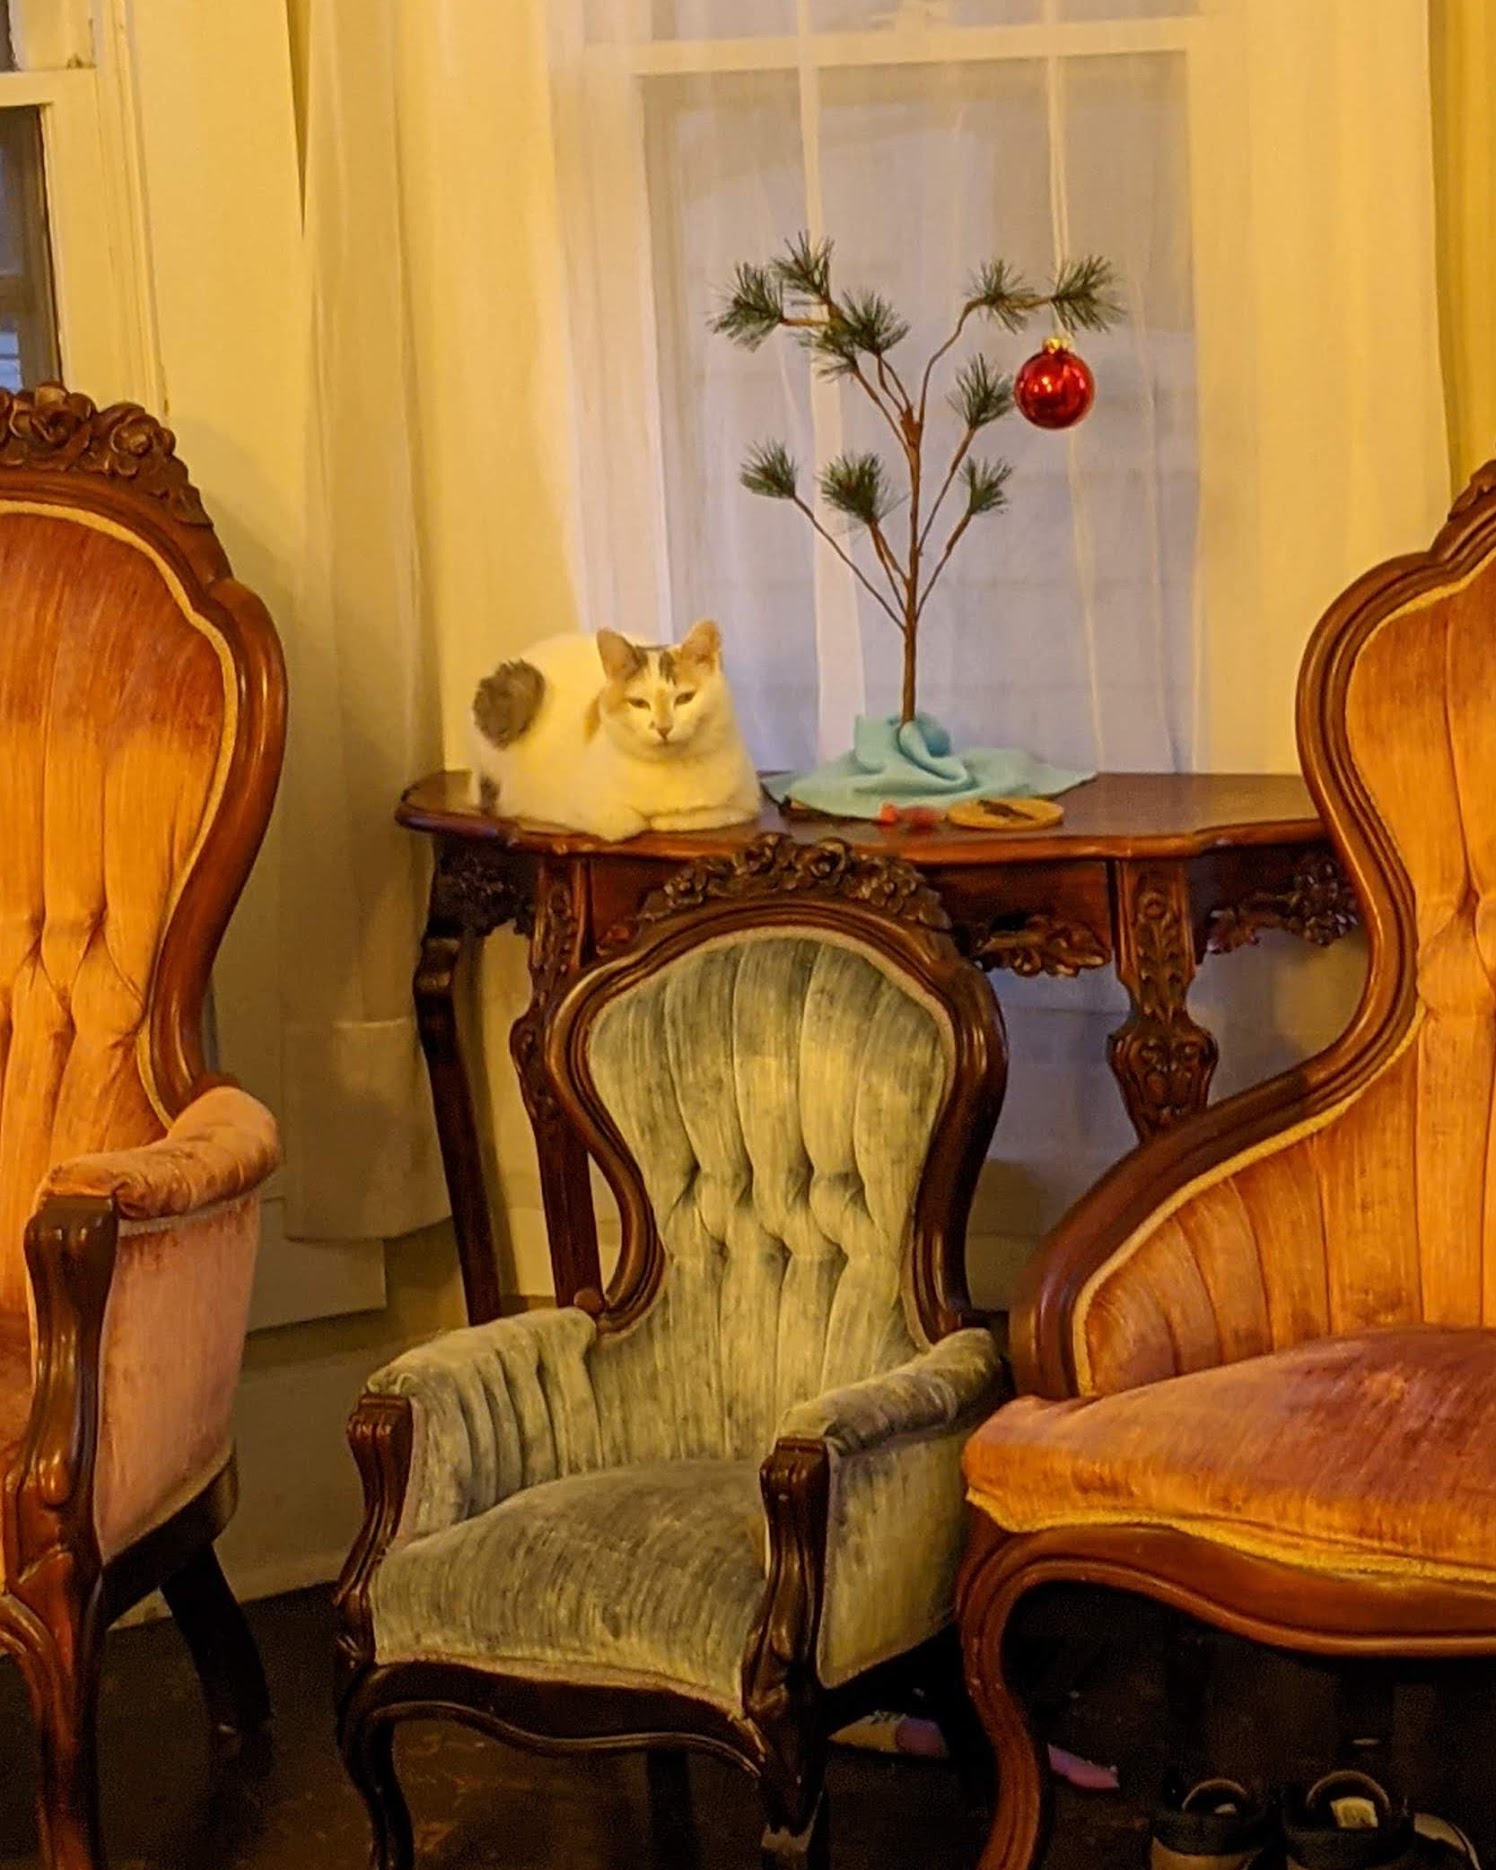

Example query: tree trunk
[900,626,918,724]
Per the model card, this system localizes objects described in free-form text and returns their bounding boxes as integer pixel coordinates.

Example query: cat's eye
[676,690,696,704]
[629,698,648,709]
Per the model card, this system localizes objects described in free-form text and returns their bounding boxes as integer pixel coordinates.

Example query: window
[0,4,157,405]
[0,107,60,388]
[551,1,1200,774]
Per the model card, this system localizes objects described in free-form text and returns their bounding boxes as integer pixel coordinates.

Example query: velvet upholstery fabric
[93,1189,266,1558]
[584,933,952,1455]
[0,508,236,1318]
[1071,551,1496,1399]
[371,1315,1001,1687]
[966,1326,1496,1582]
[372,1462,767,1708]
[41,1086,279,1220]
[364,927,1001,1701]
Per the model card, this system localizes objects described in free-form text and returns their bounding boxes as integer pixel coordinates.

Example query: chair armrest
[12,1088,279,1572]
[361,1305,602,1543]
[773,1328,1006,1454]
[747,1330,1008,1700]
[38,1084,279,1218]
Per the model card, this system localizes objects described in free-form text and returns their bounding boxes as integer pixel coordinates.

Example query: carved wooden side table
[398,771,1359,1324]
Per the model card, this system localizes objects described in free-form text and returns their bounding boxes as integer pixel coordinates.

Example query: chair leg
[960,1530,1049,1870]
[21,1629,107,1870]
[161,1543,271,1758]
[922,1624,997,1818]
[761,1787,829,1870]
[341,1708,415,1870]
[646,1749,701,1870]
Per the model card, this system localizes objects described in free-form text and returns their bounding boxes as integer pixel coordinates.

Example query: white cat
[470,621,762,842]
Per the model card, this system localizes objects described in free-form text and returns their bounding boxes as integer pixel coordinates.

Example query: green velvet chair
[334,838,1009,1868]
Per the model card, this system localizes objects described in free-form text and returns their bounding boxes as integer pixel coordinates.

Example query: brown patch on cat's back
[584,695,601,739]
[474,660,545,748]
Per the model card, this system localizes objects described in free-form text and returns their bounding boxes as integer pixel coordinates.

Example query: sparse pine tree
[713,235,1121,724]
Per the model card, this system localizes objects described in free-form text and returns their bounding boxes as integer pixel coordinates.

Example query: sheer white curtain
[552,1,1200,774]
[280,0,450,1243]
[547,0,1449,1299]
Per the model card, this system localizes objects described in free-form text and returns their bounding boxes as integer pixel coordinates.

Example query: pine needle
[962,456,1013,516]
[1048,255,1122,334]
[819,452,896,525]
[949,354,1014,431]
[741,439,799,500]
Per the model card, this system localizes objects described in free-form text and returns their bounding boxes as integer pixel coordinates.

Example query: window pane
[642,69,818,767]
[0,109,60,390]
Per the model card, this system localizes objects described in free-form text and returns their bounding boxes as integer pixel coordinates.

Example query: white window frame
[0,2,158,405]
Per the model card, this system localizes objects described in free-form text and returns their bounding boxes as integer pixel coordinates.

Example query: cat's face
[595,621,727,755]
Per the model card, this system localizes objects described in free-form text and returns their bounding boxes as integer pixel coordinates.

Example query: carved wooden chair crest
[0,386,285,1870]
[961,462,1496,1869]
[335,837,1009,1870]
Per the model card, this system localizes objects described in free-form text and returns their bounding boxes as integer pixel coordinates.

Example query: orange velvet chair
[0,386,285,1870]
[960,461,1496,1870]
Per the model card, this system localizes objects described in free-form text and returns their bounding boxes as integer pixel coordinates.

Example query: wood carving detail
[962,914,1109,978]
[1205,850,1359,955]
[0,384,211,526]
[1108,867,1219,1137]
[430,840,525,938]
[601,834,948,952]
[332,1394,414,1697]
[744,1438,832,1838]
[510,869,585,1127]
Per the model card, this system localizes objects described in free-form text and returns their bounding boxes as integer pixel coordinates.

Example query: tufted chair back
[1064,479,1496,1395]
[0,392,283,1317]
[546,852,1006,1466]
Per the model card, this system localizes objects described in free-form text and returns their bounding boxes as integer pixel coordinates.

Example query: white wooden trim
[591,18,1198,77]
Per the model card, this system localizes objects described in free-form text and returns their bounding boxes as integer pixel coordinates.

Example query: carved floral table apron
[399,770,1358,1325]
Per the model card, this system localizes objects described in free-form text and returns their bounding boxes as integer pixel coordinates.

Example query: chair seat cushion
[965,1326,1496,1583]
[370,1460,767,1709]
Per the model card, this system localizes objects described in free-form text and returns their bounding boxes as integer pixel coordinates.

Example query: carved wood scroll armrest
[361,1305,601,1542]
[38,1085,279,1219]
[773,1329,1006,1455]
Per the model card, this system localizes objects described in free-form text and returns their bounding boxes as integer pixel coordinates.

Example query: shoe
[1282,1771,1479,1868]
[1150,1774,1277,1869]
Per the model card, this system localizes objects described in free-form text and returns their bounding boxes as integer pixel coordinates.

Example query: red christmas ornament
[1014,337,1095,430]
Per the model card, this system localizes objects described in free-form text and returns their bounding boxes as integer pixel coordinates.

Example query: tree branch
[917,425,978,553]
[792,496,907,632]
[915,509,976,620]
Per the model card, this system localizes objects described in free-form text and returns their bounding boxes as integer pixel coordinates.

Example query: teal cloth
[763,713,1092,820]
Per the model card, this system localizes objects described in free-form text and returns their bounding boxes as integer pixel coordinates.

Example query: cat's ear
[678,619,722,677]
[596,629,644,683]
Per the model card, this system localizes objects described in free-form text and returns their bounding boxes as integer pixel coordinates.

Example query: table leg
[414,889,505,1326]
[508,861,602,1307]
[1107,860,1220,1141]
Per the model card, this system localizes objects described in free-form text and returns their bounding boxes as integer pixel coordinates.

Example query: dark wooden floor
[0,1586,1491,1868]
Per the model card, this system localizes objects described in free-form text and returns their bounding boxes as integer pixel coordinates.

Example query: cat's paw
[582,803,650,842]
[648,802,759,832]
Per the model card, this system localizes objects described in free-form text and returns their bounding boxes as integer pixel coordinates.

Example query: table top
[398,770,1326,867]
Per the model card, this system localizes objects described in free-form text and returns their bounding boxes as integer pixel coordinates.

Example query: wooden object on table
[958,464,1496,1870]
[0,386,285,1870]
[396,768,1359,1325]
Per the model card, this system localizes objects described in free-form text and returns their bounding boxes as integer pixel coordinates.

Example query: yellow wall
[1431,0,1496,486]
